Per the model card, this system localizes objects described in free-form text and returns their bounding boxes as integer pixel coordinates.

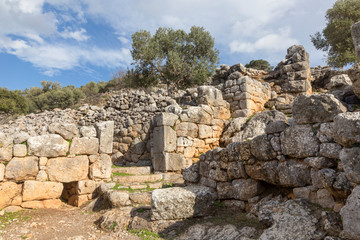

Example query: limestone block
[0,133,13,161]
[277,160,311,187]
[280,125,319,158]
[89,154,112,180]
[27,134,68,157]
[153,113,179,127]
[175,122,198,138]
[292,94,346,124]
[5,157,39,182]
[105,190,130,207]
[21,199,63,209]
[213,106,231,120]
[0,163,4,181]
[47,155,89,183]
[197,86,225,107]
[76,180,97,195]
[151,186,217,220]
[12,131,30,144]
[319,143,342,159]
[339,147,360,184]
[22,180,63,201]
[36,170,48,181]
[250,135,277,161]
[80,126,97,138]
[232,179,264,200]
[152,126,176,153]
[152,152,186,171]
[304,157,335,169]
[95,121,114,154]
[13,144,27,157]
[198,125,213,139]
[316,189,335,209]
[0,182,22,209]
[281,80,308,93]
[68,195,89,207]
[39,157,48,166]
[49,123,79,140]
[69,137,99,155]
[293,186,317,203]
[180,107,212,125]
[340,185,360,239]
[184,147,196,158]
[333,112,360,147]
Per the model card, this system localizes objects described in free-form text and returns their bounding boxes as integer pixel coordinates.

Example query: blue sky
[0,0,337,90]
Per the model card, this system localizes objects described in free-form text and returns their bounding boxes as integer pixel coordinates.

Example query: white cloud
[230,28,298,53]
[60,28,89,41]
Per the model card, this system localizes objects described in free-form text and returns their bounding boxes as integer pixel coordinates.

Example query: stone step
[121,182,163,190]
[112,166,151,175]
[112,174,163,184]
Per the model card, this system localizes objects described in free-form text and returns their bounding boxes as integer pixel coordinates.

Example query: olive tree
[311,0,360,68]
[127,26,219,90]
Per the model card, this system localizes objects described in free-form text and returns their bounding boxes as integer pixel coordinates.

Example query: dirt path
[0,207,140,240]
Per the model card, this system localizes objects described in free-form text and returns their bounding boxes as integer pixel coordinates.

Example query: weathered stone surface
[0,182,22,209]
[152,152,186,171]
[153,113,179,127]
[69,137,99,155]
[95,121,114,154]
[305,157,335,169]
[49,123,79,140]
[333,112,360,147]
[319,143,342,159]
[175,122,198,138]
[151,186,217,220]
[245,161,279,185]
[293,186,317,203]
[5,157,39,182]
[97,207,132,232]
[316,189,335,209]
[22,180,63,201]
[198,124,213,139]
[21,199,64,209]
[278,160,312,187]
[68,194,89,207]
[227,161,247,180]
[80,126,97,138]
[0,133,13,161]
[12,131,30,144]
[280,125,319,158]
[130,192,151,205]
[47,155,89,182]
[152,126,176,153]
[232,179,264,200]
[183,164,200,183]
[250,135,277,161]
[105,190,130,207]
[13,144,27,157]
[89,154,112,180]
[339,147,360,184]
[180,107,212,125]
[36,170,48,181]
[0,163,4,181]
[259,200,323,240]
[176,223,243,240]
[293,94,347,124]
[265,120,288,134]
[340,185,360,240]
[27,134,68,157]
[76,180,97,195]
[325,74,352,90]
[198,85,226,107]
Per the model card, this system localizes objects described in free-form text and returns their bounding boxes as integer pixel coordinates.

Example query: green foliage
[112,172,135,176]
[0,211,31,230]
[128,26,219,91]
[245,59,273,71]
[310,0,360,68]
[0,88,29,114]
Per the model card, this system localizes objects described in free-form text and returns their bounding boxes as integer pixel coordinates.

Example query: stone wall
[0,121,114,210]
[184,94,356,215]
[150,86,231,172]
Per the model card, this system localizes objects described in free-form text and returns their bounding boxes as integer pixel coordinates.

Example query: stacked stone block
[0,121,114,210]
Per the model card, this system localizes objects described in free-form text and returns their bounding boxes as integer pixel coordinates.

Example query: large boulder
[47,155,89,182]
[95,121,114,154]
[5,157,39,182]
[339,147,360,184]
[27,134,69,157]
[153,112,179,127]
[180,106,212,125]
[340,186,360,240]
[151,186,217,220]
[49,123,79,140]
[22,181,63,201]
[292,94,347,124]
[258,200,323,240]
[197,86,227,107]
[176,224,245,240]
[333,112,360,147]
[89,154,112,180]
[280,125,319,158]
[0,182,22,209]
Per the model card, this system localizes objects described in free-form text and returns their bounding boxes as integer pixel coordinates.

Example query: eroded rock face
[340,186,360,240]
[292,94,347,124]
[5,157,39,182]
[0,182,22,209]
[49,123,79,140]
[89,154,112,180]
[47,155,89,182]
[27,134,69,157]
[339,147,360,184]
[95,121,114,154]
[22,180,63,201]
[280,125,319,158]
[0,133,13,161]
[69,137,99,155]
[176,224,243,240]
[0,163,5,181]
[151,186,217,220]
[258,200,323,240]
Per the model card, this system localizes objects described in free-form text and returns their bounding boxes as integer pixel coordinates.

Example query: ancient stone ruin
[1,27,360,239]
